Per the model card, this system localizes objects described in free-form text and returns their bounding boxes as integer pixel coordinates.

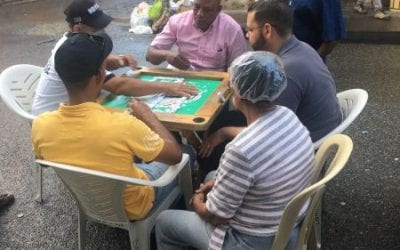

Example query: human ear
[232,93,241,110]
[263,23,273,39]
[96,70,105,85]
[71,24,81,32]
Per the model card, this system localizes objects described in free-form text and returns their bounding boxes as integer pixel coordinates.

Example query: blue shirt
[289,0,346,50]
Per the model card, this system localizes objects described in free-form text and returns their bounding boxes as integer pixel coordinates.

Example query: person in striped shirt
[156,51,315,250]
[198,0,341,174]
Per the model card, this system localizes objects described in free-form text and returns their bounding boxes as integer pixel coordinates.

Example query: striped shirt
[206,106,315,249]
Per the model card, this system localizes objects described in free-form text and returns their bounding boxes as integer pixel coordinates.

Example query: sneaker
[0,193,15,208]
[353,4,367,14]
[374,10,391,20]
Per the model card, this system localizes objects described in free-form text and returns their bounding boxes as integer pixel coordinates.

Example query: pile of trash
[129,0,193,34]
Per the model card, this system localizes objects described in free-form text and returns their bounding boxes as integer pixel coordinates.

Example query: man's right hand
[165,82,198,97]
[166,52,191,70]
[129,98,156,123]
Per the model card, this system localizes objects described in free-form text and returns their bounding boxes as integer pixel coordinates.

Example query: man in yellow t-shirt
[31,32,183,220]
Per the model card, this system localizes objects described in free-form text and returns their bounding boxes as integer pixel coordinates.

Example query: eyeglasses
[245,26,264,33]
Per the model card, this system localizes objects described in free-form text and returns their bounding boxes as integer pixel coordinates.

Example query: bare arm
[103,76,198,97]
[199,126,245,158]
[106,54,138,70]
[190,181,230,226]
[146,46,191,70]
[130,99,182,165]
[146,46,171,65]
[217,126,244,140]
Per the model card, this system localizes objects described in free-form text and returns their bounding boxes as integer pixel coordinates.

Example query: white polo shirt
[32,33,113,115]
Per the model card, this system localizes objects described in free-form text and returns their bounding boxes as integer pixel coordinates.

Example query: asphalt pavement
[0,0,399,249]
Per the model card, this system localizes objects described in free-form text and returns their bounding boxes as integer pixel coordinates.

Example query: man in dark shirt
[289,0,346,61]
[246,0,342,141]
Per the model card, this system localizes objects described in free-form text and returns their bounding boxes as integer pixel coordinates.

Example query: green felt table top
[102,73,221,115]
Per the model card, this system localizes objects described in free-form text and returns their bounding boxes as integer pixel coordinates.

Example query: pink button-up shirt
[150,11,247,71]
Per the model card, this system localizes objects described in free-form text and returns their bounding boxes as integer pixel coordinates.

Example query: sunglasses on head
[66,32,106,74]
[67,32,105,52]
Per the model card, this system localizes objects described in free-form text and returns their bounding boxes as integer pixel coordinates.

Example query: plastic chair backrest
[313,89,368,149]
[271,134,353,250]
[36,154,191,250]
[35,154,190,227]
[0,64,42,120]
[55,167,129,227]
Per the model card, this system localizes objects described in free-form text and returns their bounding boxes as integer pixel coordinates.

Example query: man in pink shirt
[146,0,247,71]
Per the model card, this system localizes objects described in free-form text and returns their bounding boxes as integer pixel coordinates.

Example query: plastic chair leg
[307,223,318,250]
[78,212,86,250]
[136,226,151,250]
[35,163,42,203]
[178,162,193,208]
[314,203,322,249]
[127,224,139,250]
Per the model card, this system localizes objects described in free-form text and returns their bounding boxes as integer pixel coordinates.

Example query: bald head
[195,0,221,6]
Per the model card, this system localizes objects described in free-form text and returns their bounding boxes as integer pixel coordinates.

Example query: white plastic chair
[0,64,43,202]
[35,154,193,250]
[271,134,353,250]
[313,89,368,149]
[0,64,41,120]
[310,89,367,249]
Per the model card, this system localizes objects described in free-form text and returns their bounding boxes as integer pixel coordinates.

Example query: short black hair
[248,0,293,37]
[55,32,113,90]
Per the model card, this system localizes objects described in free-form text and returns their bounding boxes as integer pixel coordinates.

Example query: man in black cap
[64,0,112,31]
[32,33,183,221]
[32,0,197,115]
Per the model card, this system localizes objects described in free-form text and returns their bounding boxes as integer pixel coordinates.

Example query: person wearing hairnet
[156,51,315,250]
[198,0,341,174]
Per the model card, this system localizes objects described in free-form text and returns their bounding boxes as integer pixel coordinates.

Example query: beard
[251,34,266,51]
[195,20,209,31]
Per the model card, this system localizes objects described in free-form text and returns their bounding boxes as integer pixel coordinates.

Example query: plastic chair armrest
[35,154,189,187]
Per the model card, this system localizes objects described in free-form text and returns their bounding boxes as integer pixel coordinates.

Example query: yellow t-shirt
[32,102,164,220]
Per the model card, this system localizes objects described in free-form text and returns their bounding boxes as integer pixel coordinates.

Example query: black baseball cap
[55,32,113,85]
[64,0,112,29]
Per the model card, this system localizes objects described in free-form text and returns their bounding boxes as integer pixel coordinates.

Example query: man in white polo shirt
[32,0,197,115]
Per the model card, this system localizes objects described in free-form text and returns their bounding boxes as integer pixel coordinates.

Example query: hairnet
[228,51,287,103]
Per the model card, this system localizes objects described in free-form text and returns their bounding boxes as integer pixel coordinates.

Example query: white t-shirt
[32,33,112,115]
[32,34,69,115]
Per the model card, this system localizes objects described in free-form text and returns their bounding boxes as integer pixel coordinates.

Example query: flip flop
[0,193,15,208]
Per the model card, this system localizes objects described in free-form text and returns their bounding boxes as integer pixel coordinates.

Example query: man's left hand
[198,130,225,158]
[195,180,215,195]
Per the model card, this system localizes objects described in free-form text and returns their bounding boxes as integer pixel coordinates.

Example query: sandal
[0,193,15,208]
